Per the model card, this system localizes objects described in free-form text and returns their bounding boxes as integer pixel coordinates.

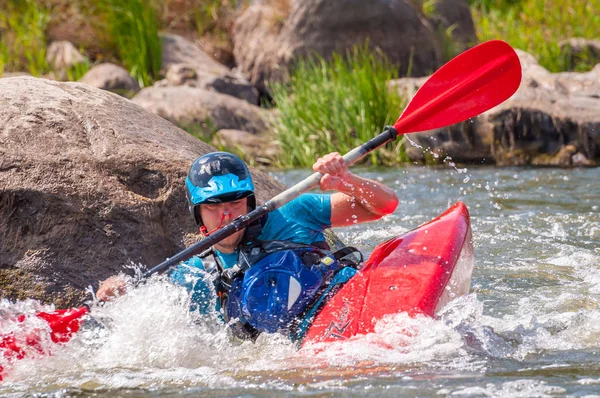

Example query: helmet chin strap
[199,211,232,237]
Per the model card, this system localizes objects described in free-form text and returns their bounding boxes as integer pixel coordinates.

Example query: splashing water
[2,166,599,396]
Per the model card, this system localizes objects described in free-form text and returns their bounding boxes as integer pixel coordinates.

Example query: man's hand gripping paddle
[0,40,522,371]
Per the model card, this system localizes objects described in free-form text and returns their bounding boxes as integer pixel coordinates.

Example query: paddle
[1,40,522,362]
[144,40,521,275]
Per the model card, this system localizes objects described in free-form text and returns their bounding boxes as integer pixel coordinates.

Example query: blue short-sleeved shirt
[169,193,332,312]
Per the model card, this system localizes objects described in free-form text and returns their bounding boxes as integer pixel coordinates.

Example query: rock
[405,146,426,163]
[132,86,268,136]
[571,152,594,166]
[404,118,495,165]
[46,41,89,80]
[233,0,441,94]
[531,144,577,166]
[164,63,259,105]
[79,63,141,95]
[161,33,231,76]
[197,36,236,69]
[554,65,600,99]
[559,37,600,70]
[165,64,198,85]
[161,34,259,104]
[0,72,32,78]
[387,76,429,99]
[213,129,281,165]
[0,76,284,307]
[485,51,600,166]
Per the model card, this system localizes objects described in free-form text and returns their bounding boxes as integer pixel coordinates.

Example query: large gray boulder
[233,0,442,94]
[0,77,283,307]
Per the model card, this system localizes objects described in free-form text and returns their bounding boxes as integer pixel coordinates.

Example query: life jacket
[202,240,362,341]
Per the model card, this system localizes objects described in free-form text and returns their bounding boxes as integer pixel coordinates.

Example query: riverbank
[1,0,599,167]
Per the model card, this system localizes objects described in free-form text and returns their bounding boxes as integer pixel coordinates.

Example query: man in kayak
[97,151,398,339]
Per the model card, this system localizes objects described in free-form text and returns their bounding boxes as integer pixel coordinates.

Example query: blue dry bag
[225,248,342,333]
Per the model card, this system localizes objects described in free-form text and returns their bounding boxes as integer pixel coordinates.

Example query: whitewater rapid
[1,166,598,396]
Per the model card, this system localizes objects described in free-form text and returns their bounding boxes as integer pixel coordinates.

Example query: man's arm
[96,257,206,301]
[96,275,128,301]
[312,152,399,227]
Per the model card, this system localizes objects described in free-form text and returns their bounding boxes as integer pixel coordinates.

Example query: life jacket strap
[331,246,363,268]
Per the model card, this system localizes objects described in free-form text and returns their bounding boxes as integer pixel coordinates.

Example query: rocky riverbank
[3,0,598,167]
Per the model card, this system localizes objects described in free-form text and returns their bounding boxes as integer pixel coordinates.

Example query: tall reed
[471,0,600,72]
[0,0,50,76]
[97,0,162,87]
[270,45,406,168]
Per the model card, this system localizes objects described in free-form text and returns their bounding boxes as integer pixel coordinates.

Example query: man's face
[199,197,248,253]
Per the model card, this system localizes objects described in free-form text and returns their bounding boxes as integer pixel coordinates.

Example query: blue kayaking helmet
[185,152,255,225]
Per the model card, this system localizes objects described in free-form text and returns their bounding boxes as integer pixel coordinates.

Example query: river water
[1,165,599,397]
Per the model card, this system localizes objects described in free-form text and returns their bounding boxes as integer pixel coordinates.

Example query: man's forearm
[336,173,398,216]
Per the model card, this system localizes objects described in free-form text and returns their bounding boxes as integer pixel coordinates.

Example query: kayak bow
[302,202,474,345]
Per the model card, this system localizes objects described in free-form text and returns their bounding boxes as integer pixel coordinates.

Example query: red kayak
[0,202,473,378]
[302,201,474,345]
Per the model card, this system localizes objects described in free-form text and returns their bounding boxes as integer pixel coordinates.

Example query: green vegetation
[66,58,91,81]
[0,0,50,76]
[0,0,161,84]
[194,0,239,37]
[270,45,407,168]
[1,0,596,78]
[470,0,600,72]
[98,0,162,87]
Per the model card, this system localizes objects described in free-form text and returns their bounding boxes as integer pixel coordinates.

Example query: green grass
[96,0,162,87]
[269,44,407,168]
[0,0,161,84]
[66,58,91,81]
[471,0,600,72]
[0,0,50,76]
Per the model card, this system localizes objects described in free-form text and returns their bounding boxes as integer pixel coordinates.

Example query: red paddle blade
[394,40,521,134]
[37,306,89,343]
[0,306,89,373]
